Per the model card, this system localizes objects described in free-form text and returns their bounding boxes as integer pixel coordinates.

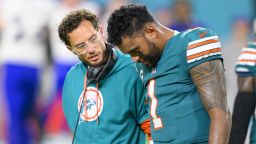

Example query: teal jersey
[250,116,256,144]
[236,43,256,144]
[236,42,256,143]
[135,62,152,80]
[62,49,149,144]
[140,27,223,143]
[235,42,256,77]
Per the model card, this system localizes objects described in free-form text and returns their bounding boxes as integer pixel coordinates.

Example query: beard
[140,38,162,67]
[79,43,108,67]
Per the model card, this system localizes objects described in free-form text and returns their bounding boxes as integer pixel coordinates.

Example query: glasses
[72,32,100,55]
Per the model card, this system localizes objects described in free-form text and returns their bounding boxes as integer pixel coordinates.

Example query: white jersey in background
[0,0,54,67]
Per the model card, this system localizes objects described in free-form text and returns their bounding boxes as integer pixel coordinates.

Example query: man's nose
[87,45,96,53]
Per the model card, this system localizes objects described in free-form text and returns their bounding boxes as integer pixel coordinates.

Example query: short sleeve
[186,27,223,70]
[235,43,256,77]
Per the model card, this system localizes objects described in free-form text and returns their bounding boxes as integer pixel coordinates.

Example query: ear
[144,24,157,38]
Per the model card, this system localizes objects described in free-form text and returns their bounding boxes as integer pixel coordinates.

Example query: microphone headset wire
[71,49,114,144]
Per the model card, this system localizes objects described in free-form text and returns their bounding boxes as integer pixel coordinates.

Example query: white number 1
[148,79,163,130]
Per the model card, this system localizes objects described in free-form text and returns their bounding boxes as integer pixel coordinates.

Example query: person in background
[0,1,6,142]
[58,9,151,143]
[222,15,251,113]
[229,38,256,144]
[168,0,205,31]
[100,0,129,40]
[0,0,53,143]
[107,4,231,143]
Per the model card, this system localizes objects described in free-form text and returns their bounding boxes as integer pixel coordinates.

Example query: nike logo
[198,31,208,38]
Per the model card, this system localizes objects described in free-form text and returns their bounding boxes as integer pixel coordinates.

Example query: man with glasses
[58,9,151,143]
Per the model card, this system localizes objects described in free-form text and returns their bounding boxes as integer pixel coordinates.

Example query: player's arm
[190,59,231,144]
[229,76,256,144]
[229,42,256,143]
[129,71,152,142]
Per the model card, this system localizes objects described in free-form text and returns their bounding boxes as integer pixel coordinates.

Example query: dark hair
[58,9,99,46]
[107,4,156,46]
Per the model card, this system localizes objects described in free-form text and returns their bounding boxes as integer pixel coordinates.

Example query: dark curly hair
[107,4,156,46]
[58,9,99,46]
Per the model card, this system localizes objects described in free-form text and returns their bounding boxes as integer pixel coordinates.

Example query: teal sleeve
[62,72,76,133]
[129,75,149,125]
[186,27,223,71]
[236,65,256,77]
[250,116,256,144]
[235,43,256,77]
[62,74,69,119]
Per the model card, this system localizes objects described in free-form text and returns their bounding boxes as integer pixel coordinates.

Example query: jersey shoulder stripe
[187,33,221,63]
[236,43,256,76]
[236,47,256,66]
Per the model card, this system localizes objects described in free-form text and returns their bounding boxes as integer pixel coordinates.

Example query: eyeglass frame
[68,31,100,56]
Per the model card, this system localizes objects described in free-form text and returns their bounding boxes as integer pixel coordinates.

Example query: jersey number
[148,79,163,130]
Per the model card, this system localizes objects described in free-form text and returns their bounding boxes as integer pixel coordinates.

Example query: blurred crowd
[0,0,255,143]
